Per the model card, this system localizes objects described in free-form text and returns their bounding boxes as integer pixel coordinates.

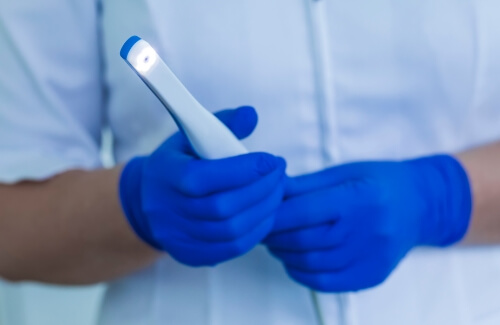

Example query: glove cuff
[119,157,161,250]
[409,155,473,247]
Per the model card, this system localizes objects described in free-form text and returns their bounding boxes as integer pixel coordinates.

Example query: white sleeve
[0,0,104,184]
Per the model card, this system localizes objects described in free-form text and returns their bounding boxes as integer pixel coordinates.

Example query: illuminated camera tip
[134,46,158,73]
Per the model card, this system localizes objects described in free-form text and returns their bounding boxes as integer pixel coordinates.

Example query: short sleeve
[0,0,104,184]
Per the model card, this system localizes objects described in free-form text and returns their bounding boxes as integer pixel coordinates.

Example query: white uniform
[1,0,500,324]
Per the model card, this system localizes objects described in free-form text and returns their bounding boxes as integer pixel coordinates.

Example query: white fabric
[0,0,103,183]
[2,0,500,324]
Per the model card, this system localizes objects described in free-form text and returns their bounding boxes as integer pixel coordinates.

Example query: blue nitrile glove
[264,155,472,292]
[120,106,287,267]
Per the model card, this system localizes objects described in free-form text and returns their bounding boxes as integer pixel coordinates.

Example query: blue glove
[120,106,287,267]
[264,155,472,292]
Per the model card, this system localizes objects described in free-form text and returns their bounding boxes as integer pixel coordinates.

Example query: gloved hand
[120,106,287,267]
[264,155,472,292]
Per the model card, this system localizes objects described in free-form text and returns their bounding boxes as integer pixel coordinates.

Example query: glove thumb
[214,106,258,140]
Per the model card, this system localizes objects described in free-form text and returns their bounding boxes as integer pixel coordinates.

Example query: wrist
[408,155,472,247]
[119,157,161,250]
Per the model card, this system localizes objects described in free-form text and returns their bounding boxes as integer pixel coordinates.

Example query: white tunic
[1,0,500,324]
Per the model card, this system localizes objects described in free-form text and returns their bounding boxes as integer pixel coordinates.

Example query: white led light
[134,46,158,74]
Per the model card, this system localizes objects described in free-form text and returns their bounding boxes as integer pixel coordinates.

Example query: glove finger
[263,222,349,251]
[285,257,390,293]
[167,153,286,197]
[285,162,368,198]
[165,216,274,267]
[169,177,285,242]
[171,163,285,219]
[271,182,361,233]
[268,233,365,273]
